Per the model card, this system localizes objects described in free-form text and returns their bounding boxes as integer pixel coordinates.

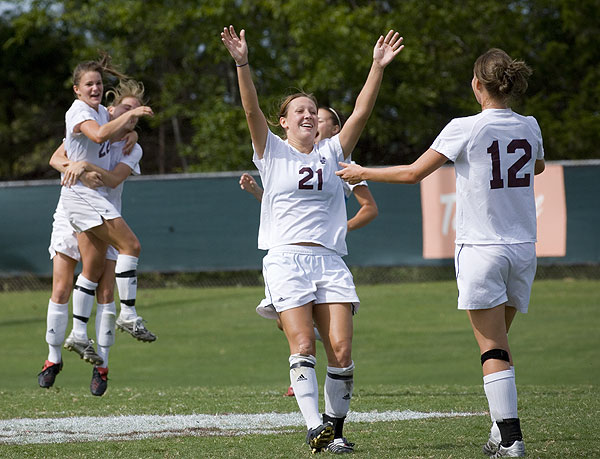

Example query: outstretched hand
[373,30,404,68]
[221,25,248,65]
[336,162,365,185]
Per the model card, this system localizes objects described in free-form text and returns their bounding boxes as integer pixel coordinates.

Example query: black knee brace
[481,348,510,366]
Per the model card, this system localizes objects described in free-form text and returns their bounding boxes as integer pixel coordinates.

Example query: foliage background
[1,0,599,180]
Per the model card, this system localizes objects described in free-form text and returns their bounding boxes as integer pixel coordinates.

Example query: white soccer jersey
[431,108,544,244]
[104,141,142,213]
[253,130,348,255]
[64,100,111,191]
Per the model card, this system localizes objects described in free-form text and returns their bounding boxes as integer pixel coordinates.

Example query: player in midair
[60,55,153,362]
[337,48,544,458]
[222,25,402,453]
[38,65,154,394]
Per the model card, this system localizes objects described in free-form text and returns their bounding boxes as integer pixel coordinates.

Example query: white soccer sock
[72,275,97,340]
[96,302,116,347]
[324,361,354,419]
[46,300,68,363]
[289,354,322,430]
[116,255,138,319]
[483,369,518,422]
[96,346,109,369]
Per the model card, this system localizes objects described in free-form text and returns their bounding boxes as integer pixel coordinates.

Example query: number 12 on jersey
[487,139,532,189]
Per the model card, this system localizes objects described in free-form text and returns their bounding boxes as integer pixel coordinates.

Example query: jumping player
[39,75,154,396]
[337,48,544,458]
[222,25,402,453]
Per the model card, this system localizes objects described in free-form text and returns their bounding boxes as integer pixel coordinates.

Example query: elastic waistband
[268,244,337,256]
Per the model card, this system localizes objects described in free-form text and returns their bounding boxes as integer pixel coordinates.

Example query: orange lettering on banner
[420,164,566,259]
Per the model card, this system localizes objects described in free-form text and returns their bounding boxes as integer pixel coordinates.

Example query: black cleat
[306,422,334,454]
[38,360,63,388]
[90,366,108,396]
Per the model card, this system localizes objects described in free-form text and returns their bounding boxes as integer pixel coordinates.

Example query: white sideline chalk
[0,410,484,445]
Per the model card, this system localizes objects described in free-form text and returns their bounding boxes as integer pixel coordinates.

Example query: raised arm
[77,105,153,144]
[347,185,378,231]
[336,148,448,184]
[221,25,268,158]
[339,30,404,158]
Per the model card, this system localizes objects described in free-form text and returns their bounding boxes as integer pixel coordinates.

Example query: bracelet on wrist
[236,62,248,67]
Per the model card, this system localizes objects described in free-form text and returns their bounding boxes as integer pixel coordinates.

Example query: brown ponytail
[474,48,532,103]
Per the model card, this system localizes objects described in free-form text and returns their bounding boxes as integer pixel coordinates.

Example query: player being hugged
[39,78,153,396]
[222,25,403,454]
[57,55,155,369]
[337,48,544,458]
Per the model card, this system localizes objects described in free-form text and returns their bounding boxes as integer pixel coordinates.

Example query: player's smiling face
[280,97,318,144]
[74,71,104,110]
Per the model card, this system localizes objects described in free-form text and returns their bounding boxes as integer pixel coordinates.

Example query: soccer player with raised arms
[222,25,402,453]
[337,48,544,457]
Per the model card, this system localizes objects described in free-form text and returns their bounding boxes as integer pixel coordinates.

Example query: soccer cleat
[90,366,108,396]
[327,437,355,454]
[283,385,295,397]
[64,333,104,365]
[306,422,334,454]
[37,360,63,388]
[490,440,526,457]
[116,316,156,342]
[482,435,501,456]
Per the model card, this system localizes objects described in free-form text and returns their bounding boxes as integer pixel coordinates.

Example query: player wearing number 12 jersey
[337,48,544,457]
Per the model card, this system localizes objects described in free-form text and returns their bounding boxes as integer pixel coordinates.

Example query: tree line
[1,0,598,181]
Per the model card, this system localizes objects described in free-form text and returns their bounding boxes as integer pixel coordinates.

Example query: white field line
[0,410,484,445]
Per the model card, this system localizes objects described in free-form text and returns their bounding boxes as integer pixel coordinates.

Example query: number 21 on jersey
[298,167,323,190]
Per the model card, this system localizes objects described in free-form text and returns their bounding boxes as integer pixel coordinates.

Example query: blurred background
[1,0,599,288]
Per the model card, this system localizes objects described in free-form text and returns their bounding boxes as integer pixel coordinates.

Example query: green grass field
[1,279,598,457]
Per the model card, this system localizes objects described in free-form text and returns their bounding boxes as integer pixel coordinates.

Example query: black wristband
[236,62,248,67]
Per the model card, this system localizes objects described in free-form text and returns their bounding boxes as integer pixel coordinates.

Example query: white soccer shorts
[48,203,80,262]
[60,187,121,233]
[455,242,537,313]
[256,245,360,319]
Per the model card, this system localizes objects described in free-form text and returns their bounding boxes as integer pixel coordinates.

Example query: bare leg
[467,304,512,374]
[50,253,77,304]
[313,303,353,368]
[88,217,140,256]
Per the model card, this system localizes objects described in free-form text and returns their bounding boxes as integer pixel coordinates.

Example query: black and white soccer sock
[95,301,116,368]
[489,366,515,443]
[46,300,68,363]
[324,361,354,438]
[72,275,97,340]
[484,369,521,446]
[289,353,321,430]
[115,254,138,320]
